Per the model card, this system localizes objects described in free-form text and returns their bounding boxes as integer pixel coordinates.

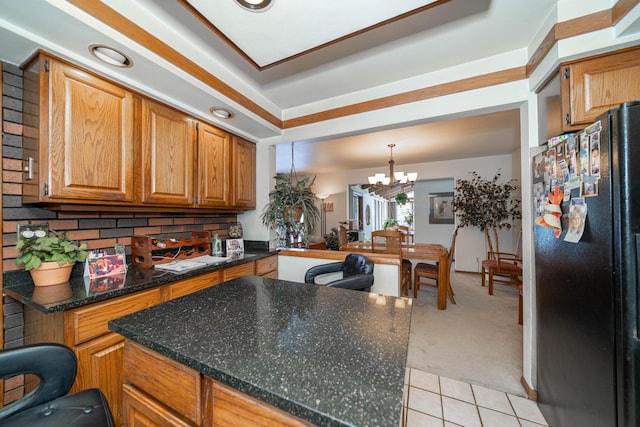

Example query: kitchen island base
[110,275,410,426]
[123,340,312,427]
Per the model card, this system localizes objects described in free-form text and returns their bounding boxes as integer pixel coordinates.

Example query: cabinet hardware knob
[24,157,34,180]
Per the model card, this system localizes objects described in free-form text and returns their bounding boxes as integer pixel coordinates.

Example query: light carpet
[406,271,525,397]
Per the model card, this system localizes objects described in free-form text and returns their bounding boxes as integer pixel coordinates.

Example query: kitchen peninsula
[2,250,277,425]
[109,275,411,426]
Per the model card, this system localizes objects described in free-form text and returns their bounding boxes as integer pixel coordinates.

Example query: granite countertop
[108,275,412,427]
[2,251,275,313]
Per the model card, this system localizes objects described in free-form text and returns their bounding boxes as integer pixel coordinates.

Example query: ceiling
[275,109,521,174]
[0,0,566,175]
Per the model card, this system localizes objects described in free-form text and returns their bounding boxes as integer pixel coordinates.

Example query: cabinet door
[141,99,196,205]
[166,270,221,300]
[123,384,192,427]
[45,57,135,202]
[232,136,256,208]
[197,123,231,207]
[222,262,255,281]
[73,332,125,427]
[66,287,162,345]
[256,255,278,276]
[203,377,312,427]
[562,48,640,129]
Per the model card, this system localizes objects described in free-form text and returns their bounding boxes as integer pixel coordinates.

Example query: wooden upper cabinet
[232,136,256,209]
[561,47,640,130]
[197,123,231,207]
[23,51,256,211]
[140,99,196,206]
[23,54,135,203]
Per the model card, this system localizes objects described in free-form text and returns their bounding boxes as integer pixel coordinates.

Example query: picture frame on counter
[226,238,244,254]
[84,252,127,279]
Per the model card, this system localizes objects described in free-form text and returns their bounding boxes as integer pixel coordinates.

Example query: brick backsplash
[1,61,240,401]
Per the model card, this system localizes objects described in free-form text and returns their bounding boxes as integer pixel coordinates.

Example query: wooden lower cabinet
[122,341,311,427]
[165,270,221,300]
[74,332,126,425]
[123,384,193,427]
[222,261,255,281]
[124,341,200,425]
[256,255,277,278]
[202,378,311,427]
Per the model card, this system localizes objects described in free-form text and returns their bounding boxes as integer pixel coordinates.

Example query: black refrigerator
[534,101,640,427]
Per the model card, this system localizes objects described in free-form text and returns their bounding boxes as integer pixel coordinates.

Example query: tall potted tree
[261,173,320,248]
[452,171,521,255]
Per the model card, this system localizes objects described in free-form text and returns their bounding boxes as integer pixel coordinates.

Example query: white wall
[413,178,455,248]
[238,143,275,244]
[323,190,347,235]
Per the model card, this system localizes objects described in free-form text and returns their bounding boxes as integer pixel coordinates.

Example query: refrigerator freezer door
[610,102,640,427]
[535,120,616,427]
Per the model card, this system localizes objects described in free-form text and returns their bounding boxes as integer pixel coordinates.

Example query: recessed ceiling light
[89,44,132,68]
[234,0,274,12]
[210,107,233,119]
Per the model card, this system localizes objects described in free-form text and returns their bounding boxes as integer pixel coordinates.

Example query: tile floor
[403,368,549,427]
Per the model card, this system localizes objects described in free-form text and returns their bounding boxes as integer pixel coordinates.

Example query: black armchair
[305,253,374,292]
[0,343,114,427]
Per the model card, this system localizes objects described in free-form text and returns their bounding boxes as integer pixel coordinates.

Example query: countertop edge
[3,251,277,313]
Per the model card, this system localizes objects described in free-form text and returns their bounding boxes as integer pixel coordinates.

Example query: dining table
[341,241,450,309]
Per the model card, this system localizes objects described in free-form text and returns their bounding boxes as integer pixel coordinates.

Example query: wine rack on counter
[131,231,211,268]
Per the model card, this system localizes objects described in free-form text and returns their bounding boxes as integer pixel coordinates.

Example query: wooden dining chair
[372,230,412,296]
[337,225,348,249]
[396,225,409,240]
[481,231,522,295]
[385,225,414,293]
[413,228,458,302]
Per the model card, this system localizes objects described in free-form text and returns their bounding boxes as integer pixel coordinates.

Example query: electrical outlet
[17,224,49,241]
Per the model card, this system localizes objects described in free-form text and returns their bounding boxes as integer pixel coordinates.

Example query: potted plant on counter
[16,230,88,286]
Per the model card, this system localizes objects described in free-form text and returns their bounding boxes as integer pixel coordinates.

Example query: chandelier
[368,144,417,188]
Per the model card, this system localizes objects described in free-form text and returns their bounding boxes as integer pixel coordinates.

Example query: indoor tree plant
[16,230,88,286]
[452,170,521,255]
[261,173,320,248]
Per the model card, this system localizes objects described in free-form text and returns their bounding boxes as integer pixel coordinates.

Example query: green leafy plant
[16,230,88,271]
[324,228,339,251]
[452,170,521,254]
[260,173,320,248]
[404,212,414,227]
[395,192,408,205]
[382,218,399,229]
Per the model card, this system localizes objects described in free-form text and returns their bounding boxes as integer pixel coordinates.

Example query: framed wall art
[429,192,454,224]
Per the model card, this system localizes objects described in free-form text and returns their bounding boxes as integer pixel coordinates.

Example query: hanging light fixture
[367,144,418,189]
